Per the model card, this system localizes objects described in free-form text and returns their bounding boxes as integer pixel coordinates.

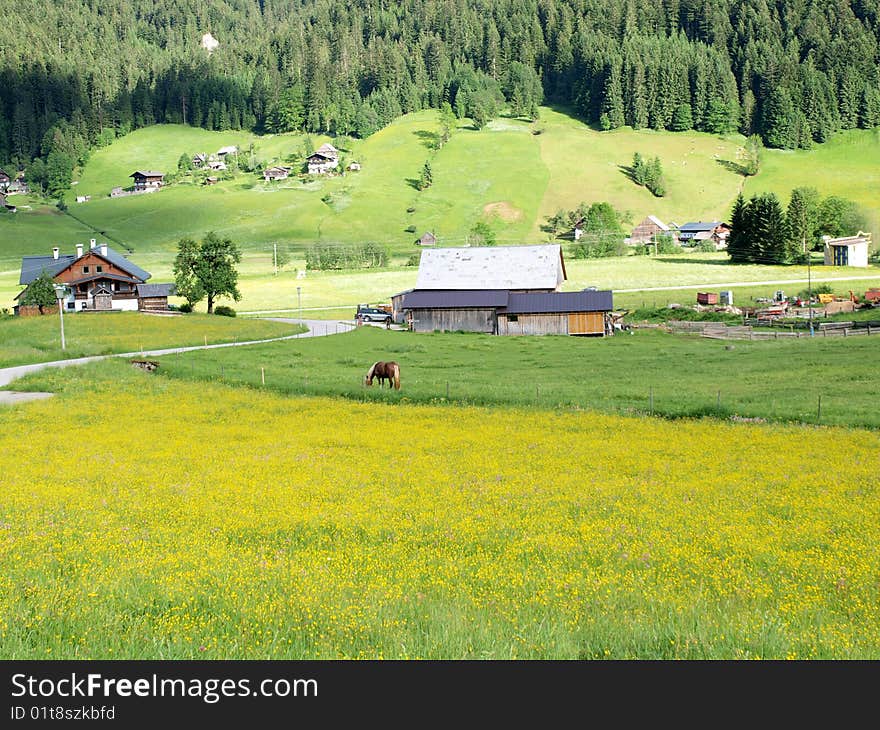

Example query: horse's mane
[366,361,378,379]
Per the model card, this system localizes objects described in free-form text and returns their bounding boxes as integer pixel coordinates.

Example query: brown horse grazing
[364,361,401,390]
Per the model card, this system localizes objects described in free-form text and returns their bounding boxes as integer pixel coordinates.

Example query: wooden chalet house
[397,244,614,336]
[130,171,165,191]
[263,165,291,181]
[0,168,10,190]
[15,240,175,315]
[192,153,208,168]
[306,143,339,174]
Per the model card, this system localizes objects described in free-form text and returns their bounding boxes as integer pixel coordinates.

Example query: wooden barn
[630,215,670,243]
[399,244,612,335]
[137,283,176,312]
[401,289,613,335]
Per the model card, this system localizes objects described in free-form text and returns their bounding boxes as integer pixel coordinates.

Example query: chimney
[90,238,97,249]
[100,244,108,257]
[52,247,59,260]
[76,243,83,258]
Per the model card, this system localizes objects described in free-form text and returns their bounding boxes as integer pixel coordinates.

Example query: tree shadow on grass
[405,178,422,191]
[716,158,748,176]
[413,130,440,150]
[618,164,640,185]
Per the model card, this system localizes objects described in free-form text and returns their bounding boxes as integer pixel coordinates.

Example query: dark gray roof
[137,283,175,297]
[506,290,614,314]
[131,171,164,178]
[97,247,150,281]
[19,245,151,285]
[19,255,75,285]
[679,221,723,233]
[402,289,510,309]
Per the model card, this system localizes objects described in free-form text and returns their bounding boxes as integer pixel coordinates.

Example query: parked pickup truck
[356,306,392,323]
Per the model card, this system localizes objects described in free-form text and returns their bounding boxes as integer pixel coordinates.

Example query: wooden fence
[668,320,880,340]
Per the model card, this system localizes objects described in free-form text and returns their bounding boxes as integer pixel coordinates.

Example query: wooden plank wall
[498,313,568,335]
[411,308,496,333]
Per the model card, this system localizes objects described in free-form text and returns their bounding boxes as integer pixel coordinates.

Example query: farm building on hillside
[192,153,208,168]
[630,215,670,243]
[130,171,165,191]
[416,231,437,246]
[306,143,339,174]
[0,168,10,190]
[415,244,566,292]
[15,239,175,315]
[217,146,238,157]
[401,289,613,336]
[263,165,291,181]
[823,232,871,267]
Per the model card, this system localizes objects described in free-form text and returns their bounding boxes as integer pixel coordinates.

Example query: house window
[82,266,89,274]
[96,265,103,273]
[508,315,518,322]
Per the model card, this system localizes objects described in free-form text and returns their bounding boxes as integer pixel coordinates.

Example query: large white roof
[415,244,566,290]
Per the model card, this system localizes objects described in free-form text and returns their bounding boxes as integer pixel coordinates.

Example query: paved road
[0,319,355,405]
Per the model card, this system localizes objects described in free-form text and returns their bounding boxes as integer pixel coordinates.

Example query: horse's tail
[391,362,400,390]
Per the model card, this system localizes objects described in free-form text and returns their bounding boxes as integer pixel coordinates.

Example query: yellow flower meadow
[1,371,878,659]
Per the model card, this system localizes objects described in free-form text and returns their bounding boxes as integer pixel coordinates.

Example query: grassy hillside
[2,108,879,312]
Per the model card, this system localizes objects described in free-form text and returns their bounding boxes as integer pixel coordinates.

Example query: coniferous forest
[2,0,880,176]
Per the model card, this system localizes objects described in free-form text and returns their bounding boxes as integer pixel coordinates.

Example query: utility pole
[805,236,814,337]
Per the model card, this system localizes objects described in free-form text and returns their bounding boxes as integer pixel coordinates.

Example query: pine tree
[786,187,820,255]
[750,193,789,264]
[599,62,625,131]
[670,103,693,131]
[416,161,433,191]
[727,193,750,263]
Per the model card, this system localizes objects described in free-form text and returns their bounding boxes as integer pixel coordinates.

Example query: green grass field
[2,108,879,313]
[13,326,866,429]
[0,312,302,368]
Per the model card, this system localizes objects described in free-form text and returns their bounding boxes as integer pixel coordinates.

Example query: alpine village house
[306,143,339,174]
[15,240,175,315]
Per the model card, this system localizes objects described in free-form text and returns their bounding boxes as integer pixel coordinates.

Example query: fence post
[844,328,848,337]
[817,394,822,423]
[446,381,450,398]
[220,364,224,379]
[204,334,207,346]
[261,367,265,385]
[716,390,721,410]
[536,384,540,400]
[649,386,654,415]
